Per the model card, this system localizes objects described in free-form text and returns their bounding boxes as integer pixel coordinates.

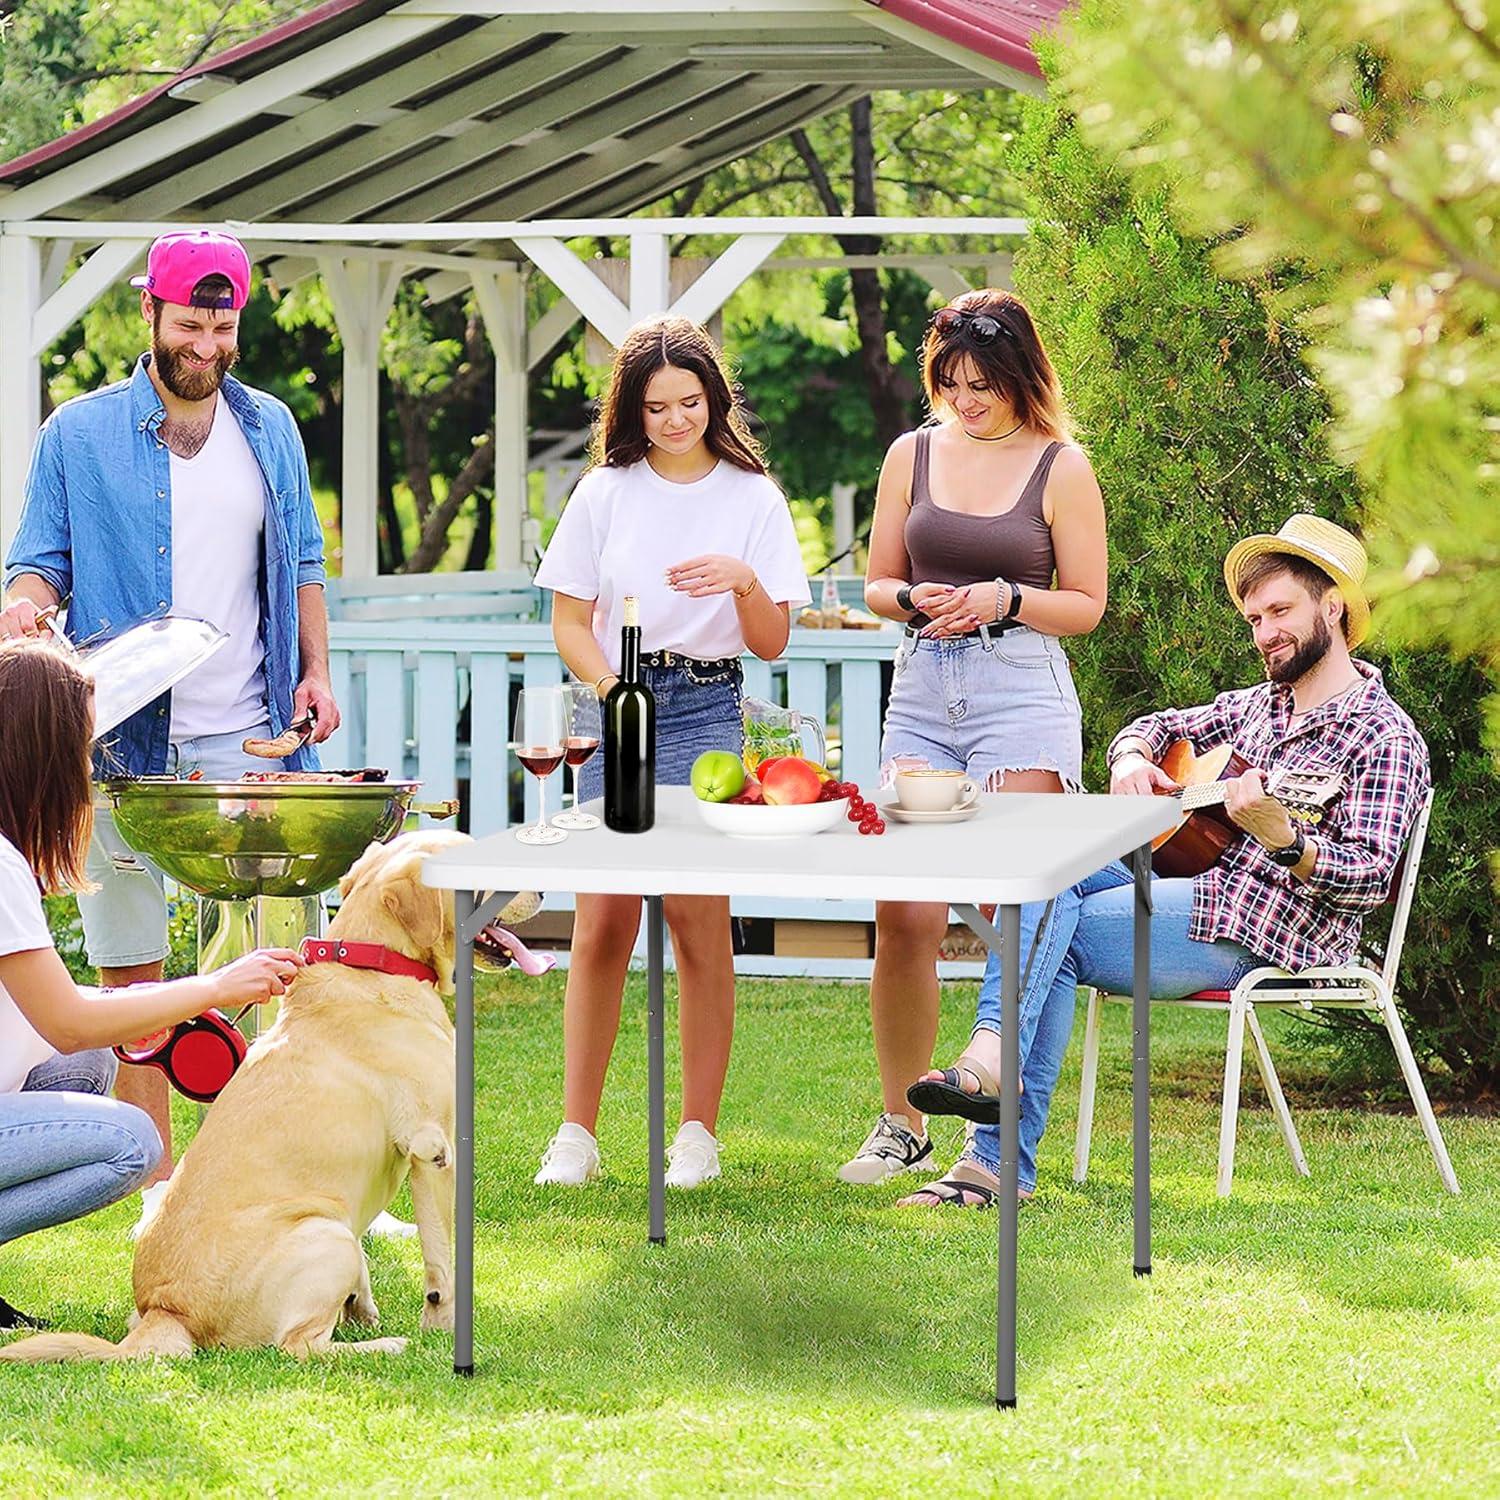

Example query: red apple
[760,757,823,806]
[739,775,764,804]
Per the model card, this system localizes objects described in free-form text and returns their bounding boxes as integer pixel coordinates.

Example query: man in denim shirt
[1,231,339,1198]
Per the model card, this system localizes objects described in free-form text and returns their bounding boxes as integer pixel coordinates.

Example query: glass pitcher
[742,696,827,773]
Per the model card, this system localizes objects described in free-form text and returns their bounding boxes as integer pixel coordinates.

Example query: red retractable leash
[113,1008,249,1104]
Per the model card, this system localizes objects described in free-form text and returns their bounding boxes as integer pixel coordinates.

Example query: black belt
[640,650,742,671]
[902,617,1024,641]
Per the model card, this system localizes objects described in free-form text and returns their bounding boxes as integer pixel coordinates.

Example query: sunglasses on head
[931,308,1010,346]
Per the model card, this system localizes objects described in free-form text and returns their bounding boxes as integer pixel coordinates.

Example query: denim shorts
[578,660,744,803]
[78,724,285,969]
[881,624,1083,791]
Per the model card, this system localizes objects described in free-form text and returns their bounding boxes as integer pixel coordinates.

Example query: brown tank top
[903,427,1061,589]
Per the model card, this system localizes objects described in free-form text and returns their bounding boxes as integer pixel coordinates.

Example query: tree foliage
[1010,23,1500,1094]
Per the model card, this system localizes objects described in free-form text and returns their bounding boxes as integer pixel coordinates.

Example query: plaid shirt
[1109,662,1431,972]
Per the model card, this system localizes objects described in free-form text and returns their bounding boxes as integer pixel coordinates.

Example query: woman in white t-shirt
[0,639,302,1330]
[533,316,810,1189]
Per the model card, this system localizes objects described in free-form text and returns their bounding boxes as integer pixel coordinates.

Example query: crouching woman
[0,639,299,1328]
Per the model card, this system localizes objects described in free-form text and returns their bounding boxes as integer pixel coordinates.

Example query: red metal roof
[865,0,1065,79]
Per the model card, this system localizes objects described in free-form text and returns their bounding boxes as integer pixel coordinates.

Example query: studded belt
[640,650,743,672]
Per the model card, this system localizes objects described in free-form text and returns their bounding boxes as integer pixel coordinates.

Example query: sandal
[897,1159,998,1210]
[906,1052,1014,1126]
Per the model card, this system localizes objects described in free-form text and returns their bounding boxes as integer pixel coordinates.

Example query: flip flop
[906,1052,1010,1125]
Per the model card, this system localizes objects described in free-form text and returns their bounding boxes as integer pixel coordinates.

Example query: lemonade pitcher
[742,696,827,774]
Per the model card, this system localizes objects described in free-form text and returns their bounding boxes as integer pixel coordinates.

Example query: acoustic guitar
[1149,738,1344,878]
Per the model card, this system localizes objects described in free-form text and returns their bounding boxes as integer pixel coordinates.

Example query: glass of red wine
[510,685,568,845]
[552,682,602,830]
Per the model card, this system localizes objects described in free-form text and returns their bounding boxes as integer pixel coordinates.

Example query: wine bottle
[604,595,655,832]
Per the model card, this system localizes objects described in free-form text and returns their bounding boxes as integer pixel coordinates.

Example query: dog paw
[342,1292,380,1328]
[406,1123,451,1169]
[365,1336,408,1355]
[422,1289,455,1333]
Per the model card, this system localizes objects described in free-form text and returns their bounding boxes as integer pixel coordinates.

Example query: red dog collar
[300,937,438,985]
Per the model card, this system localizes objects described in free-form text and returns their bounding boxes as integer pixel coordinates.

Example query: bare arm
[552,592,617,697]
[0,574,60,639]
[663,556,791,660]
[863,433,950,621]
[0,946,303,1055]
[293,582,340,741]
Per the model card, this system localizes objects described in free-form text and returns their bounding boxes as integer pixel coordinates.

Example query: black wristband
[1267,823,1307,868]
[1005,581,1024,619]
[895,583,915,614]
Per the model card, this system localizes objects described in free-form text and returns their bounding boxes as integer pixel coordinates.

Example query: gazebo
[0,0,1062,971]
[0,0,1058,573]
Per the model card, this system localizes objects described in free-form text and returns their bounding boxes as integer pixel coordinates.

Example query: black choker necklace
[962,420,1024,443]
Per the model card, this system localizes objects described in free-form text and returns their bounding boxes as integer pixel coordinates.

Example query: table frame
[446,841,1154,1408]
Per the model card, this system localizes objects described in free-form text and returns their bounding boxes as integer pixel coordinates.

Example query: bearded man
[2,231,338,1202]
[897,515,1431,1207]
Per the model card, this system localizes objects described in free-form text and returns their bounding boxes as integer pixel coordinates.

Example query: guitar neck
[1178,781,1232,813]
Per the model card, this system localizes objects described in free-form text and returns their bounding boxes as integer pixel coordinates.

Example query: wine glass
[552,682,602,830]
[510,685,568,845]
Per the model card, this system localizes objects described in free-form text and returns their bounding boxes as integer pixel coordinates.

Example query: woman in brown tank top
[838,289,1108,1204]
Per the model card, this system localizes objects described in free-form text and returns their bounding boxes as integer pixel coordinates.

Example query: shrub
[1008,86,1500,1095]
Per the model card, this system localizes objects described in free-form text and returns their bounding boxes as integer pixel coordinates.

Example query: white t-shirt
[168,397,269,741]
[0,832,60,1094]
[534,459,811,670]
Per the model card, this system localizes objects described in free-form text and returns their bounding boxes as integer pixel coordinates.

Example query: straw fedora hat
[1223,513,1371,648]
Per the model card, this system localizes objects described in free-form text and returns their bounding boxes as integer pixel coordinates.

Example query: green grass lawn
[3,974,1496,1498]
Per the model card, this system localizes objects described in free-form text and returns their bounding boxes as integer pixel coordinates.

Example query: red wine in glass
[517,746,565,777]
[563,736,600,769]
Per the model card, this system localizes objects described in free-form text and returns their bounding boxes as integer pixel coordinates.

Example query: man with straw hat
[900,515,1431,1209]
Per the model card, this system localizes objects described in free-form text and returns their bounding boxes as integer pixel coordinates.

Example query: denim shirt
[3,356,325,775]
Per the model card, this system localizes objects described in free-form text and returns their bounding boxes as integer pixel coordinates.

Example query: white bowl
[693,795,848,838]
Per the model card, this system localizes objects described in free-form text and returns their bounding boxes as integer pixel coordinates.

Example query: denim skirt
[880,624,1083,790]
[578,658,744,802]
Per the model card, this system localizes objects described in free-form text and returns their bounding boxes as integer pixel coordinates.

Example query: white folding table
[423,787,1180,1407]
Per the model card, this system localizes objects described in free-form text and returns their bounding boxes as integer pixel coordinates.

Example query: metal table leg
[452,887,517,1378]
[453,888,476,1376]
[996,903,1021,1408]
[647,894,666,1246]
[1132,845,1152,1277]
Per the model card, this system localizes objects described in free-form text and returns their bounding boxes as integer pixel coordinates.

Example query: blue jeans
[967,865,1261,1192]
[0,1049,162,1245]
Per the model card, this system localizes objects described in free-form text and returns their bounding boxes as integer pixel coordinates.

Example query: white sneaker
[365,1210,419,1239]
[665,1120,721,1189]
[128,1178,170,1241]
[535,1122,601,1186]
[838,1113,935,1185]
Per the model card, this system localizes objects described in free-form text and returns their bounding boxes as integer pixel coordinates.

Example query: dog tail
[0,1308,193,1363]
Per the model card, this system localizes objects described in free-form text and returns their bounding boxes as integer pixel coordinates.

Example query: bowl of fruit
[689,752,885,838]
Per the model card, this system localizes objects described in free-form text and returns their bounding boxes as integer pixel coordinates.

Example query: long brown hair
[590,315,766,473]
[921,288,1074,441]
[0,640,95,894]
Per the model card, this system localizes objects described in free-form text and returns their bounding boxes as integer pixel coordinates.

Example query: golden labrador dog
[1,829,536,1362]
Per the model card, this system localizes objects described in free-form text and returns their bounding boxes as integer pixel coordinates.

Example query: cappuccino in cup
[893,769,980,813]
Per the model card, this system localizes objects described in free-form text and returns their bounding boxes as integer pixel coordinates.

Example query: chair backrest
[1381,787,1434,990]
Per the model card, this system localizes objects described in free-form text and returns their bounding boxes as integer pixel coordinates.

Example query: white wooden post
[628,231,670,321]
[832,480,856,564]
[320,255,402,579]
[471,264,527,572]
[0,236,43,559]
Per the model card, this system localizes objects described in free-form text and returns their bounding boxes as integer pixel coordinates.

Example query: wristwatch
[895,583,916,614]
[1267,823,1307,867]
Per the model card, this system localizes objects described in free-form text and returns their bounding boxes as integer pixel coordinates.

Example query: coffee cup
[893,769,980,813]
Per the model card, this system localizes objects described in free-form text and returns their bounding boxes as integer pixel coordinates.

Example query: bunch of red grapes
[817,780,886,836]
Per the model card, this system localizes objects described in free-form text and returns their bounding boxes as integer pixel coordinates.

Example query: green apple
[691,750,746,802]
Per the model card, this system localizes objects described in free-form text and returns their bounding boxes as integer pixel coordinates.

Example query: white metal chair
[1072,790,1459,1196]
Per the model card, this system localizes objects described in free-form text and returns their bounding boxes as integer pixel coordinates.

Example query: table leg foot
[1134,1263,1152,1278]
[455,1364,473,1378]
[996,1398,1017,1411]
[649,1235,666,1247]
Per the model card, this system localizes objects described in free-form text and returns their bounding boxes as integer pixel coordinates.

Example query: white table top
[423,788,1181,906]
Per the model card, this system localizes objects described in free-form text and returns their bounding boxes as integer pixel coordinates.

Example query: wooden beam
[513,237,632,346]
[116,20,564,220]
[0,237,42,557]
[31,238,147,353]
[668,233,784,326]
[0,12,453,221]
[350,54,709,225]
[470,265,527,570]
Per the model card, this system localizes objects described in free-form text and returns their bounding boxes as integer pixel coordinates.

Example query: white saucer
[880,801,980,825]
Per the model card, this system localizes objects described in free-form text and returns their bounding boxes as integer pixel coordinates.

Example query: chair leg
[1376,990,1460,1194]
[1073,989,1103,1184]
[1218,992,1249,1197]
[1245,1007,1310,1178]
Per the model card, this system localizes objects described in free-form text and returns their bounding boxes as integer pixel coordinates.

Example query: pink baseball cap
[130,230,251,310]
